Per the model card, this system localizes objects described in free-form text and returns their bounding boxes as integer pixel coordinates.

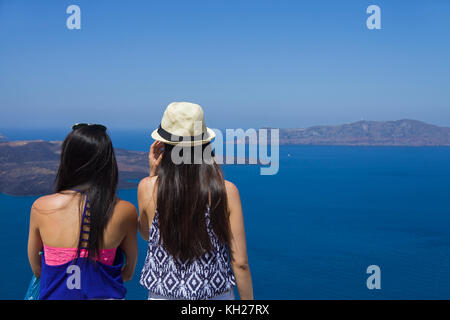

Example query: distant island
[0,140,149,196]
[0,139,247,196]
[1,119,450,196]
[278,119,450,146]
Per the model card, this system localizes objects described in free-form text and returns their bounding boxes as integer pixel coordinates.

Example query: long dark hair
[55,125,118,261]
[156,143,231,262]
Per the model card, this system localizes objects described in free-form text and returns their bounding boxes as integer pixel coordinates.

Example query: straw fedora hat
[151,102,216,146]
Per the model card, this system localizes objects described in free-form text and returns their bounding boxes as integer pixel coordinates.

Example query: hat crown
[161,102,206,137]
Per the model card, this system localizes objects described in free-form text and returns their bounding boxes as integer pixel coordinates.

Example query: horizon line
[1,118,450,133]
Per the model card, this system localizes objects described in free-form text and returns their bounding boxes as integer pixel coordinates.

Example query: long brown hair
[156,143,231,262]
[55,125,118,261]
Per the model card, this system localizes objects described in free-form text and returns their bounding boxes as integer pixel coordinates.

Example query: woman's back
[139,189,236,299]
[29,191,137,300]
[138,175,252,300]
[34,191,135,251]
[138,102,253,300]
[27,124,138,300]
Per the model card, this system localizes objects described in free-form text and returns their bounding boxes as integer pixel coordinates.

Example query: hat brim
[151,127,216,147]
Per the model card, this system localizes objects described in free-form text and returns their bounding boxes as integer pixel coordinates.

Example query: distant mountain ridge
[0,140,149,196]
[279,119,450,146]
[0,140,250,196]
[1,119,450,195]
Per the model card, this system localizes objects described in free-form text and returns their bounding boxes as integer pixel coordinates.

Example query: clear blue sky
[0,0,449,130]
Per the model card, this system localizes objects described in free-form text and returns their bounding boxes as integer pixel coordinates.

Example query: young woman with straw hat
[138,102,253,300]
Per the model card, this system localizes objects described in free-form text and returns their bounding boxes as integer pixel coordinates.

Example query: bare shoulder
[32,192,77,215]
[138,176,158,193]
[138,176,158,203]
[225,180,239,194]
[224,180,240,201]
[224,180,243,218]
[114,199,138,219]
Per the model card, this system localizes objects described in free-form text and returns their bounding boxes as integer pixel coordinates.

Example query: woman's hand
[149,141,163,177]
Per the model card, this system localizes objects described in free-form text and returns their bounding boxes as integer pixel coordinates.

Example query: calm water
[1,128,450,299]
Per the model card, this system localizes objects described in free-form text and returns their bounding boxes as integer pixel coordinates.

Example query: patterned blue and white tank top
[139,207,236,300]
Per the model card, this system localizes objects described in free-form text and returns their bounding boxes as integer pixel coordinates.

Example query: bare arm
[137,176,157,241]
[119,204,138,282]
[226,181,254,300]
[138,142,161,241]
[137,179,150,241]
[27,203,43,278]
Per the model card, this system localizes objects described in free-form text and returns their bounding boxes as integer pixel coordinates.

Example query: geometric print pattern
[140,207,236,300]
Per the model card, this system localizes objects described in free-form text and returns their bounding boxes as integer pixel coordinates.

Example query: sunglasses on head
[71,123,107,131]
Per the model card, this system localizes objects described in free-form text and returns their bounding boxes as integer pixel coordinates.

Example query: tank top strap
[78,193,90,250]
[81,193,89,221]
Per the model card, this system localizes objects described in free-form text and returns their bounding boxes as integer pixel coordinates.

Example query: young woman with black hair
[27,124,139,299]
[138,102,253,300]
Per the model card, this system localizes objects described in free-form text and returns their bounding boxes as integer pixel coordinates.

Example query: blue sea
[1,128,450,299]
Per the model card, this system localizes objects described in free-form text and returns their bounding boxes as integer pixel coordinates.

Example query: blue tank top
[39,193,126,300]
[140,207,236,300]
